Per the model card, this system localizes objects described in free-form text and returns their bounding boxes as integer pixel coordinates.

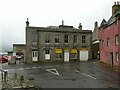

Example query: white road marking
[18,68,24,70]
[46,68,60,75]
[32,67,37,69]
[81,73,97,80]
[25,67,31,70]
[75,70,80,73]
[4,69,9,71]
[9,69,15,71]
[75,70,97,80]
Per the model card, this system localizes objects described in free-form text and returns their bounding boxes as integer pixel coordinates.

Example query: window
[82,35,86,43]
[55,35,60,43]
[73,35,77,43]
[64,35,68,43]
[32,51,38,57]
[32,34,38,44]
[107,38,110,46]
[45,49,50,54]
[115,35,119,45]
[45,34,50,43]
[102,40,104,48]
[116,52,119,61]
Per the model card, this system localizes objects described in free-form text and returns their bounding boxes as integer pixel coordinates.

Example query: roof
[100,8,120,28]
[100,19,107,27]
[59,25,74,28]
[13,44,26,46]
[27,26,92,34]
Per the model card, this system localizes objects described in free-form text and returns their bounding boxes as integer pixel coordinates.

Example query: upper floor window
[45,34,50,43]
[115,35,119,45]
[32,34,38,44]
[102,40,104,48]
[55,35,60,44]
[73,35,77,44]
[82,35,86,43]
[64,35,68,43]
[107,38,110,46]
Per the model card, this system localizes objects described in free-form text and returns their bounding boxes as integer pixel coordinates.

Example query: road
[1,60,120,88]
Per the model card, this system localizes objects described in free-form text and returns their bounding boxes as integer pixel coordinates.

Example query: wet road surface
[2,61,120,88]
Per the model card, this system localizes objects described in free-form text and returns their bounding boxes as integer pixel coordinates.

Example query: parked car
[0,56,8,63]
[0,55,15,63]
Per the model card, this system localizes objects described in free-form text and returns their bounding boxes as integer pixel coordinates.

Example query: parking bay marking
[25,67,31,70]
[46,68,60,75]
[32,67,37,69]
[75,70,97,80]
[18,68,24,70]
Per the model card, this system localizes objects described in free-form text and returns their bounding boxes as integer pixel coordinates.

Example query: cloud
[0,0,115,52]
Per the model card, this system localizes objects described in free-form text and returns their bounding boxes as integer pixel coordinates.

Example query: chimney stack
[94,21,98,29]
[62,20,64,26]
[78,23,82,30]
[112,1,120,16]
[26,18,29,27]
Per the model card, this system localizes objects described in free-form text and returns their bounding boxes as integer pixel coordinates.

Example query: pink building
[99,1,120,67]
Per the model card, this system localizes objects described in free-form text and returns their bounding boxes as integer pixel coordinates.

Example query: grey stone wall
[25,26,92,63]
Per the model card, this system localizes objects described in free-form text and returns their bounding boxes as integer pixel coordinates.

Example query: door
[110,52,113,66]
[80,50,88,61]
[64,52,69,62]
[45,54,50,59]
[45,49,50,60]
[32,51,38,62]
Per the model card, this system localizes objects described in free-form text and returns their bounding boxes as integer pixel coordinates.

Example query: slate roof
[100,8,120,28]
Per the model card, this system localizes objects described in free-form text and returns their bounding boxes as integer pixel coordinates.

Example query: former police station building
[13,19,92,63]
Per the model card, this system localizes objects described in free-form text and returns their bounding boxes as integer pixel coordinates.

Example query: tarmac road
[2,60,120,88]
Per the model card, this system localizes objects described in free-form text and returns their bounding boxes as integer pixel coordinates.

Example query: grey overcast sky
[0,0,115,52]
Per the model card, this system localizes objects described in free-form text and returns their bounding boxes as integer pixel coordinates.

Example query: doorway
[64,51,69,62]
[32,51,38,62]
[110,52,113,66]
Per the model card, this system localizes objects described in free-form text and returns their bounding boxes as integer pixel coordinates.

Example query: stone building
[13,44,26,63]
[24,19,92,63]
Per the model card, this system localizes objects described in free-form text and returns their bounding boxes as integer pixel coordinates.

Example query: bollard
[4,71,7,83]
[19,75,24,88]
[1,72,3,82]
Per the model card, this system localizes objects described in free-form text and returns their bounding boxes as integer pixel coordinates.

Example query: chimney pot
[117,1,119,5]
[78,23,82,30]
[26,18,29,27]
[114,1,116,5]
[62,20,64,25]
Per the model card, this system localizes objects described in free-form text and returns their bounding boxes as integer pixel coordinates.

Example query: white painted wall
[64,52,69,62]
[80,50,88,61]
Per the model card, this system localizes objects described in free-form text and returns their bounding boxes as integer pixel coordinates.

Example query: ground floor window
[71,48,77,59]
[56,48,62,60]
[71,53,77,59]
[56,54,62,59]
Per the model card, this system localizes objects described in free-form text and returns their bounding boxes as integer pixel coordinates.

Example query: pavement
[0,65,40,90]
[91,60,120,72]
